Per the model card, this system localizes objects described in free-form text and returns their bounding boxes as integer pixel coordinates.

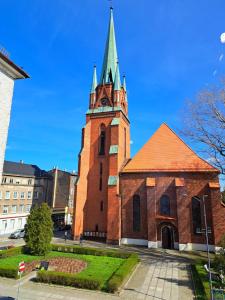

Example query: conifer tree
[25,203,53,255]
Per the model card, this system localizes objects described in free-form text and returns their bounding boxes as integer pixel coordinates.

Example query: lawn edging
[106,253,139,293]
[36,270,101,290]
[191,260,210,300]
[51,243,130,259]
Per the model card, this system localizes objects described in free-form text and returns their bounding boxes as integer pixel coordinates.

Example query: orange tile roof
[123,123,218,173]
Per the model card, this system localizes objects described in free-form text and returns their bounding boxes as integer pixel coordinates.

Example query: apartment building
[0,160,49,235]
[47,168,77,227]
[0,51,29,183]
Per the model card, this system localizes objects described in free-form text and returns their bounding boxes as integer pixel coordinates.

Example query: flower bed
[0,244,139,292]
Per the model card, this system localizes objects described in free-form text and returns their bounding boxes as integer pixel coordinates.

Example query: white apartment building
[0,51,29,183]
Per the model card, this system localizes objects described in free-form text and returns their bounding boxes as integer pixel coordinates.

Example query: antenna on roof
[0,45,10,58]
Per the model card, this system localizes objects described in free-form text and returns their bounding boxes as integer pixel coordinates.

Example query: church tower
[73,8,130,244]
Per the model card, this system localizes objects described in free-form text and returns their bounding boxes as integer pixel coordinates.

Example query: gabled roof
[3,161,48,177]
[123,123,218,173]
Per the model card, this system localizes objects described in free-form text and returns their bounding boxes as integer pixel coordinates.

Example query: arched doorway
[161,226,174,249]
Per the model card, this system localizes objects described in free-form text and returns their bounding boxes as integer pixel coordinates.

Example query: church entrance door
[161,226,174,249]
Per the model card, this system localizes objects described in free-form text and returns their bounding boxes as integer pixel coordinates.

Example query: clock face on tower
[100,98,109,106]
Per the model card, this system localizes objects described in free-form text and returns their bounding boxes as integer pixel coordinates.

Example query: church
[72,8,225,251]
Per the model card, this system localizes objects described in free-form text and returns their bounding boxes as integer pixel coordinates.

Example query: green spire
[114,62,121,91]
[100,8,118,84]
[90,65,97,94]
[122,75,126,91]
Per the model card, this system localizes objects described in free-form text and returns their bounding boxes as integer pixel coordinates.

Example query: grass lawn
[0,251,124,288]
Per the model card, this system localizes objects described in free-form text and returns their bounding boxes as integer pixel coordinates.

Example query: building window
[10,219,15,229]
[95,224,99,232]
[11,205,17,214]
[28,191,32,199]
[9,178,13,184]
[160,195,170,216]
[99,163,103,191]
[3,205,9,214]
[0,191,2,199]
[19,205,24,213]
[13,192,18,199]
[18,218,22,228]
[5,191,10,200]
[26,205,31,213]
[28,179,32,185]
[99,125,106,155]
[2,220,7,230]
[20,192,25,199]
[133,195,141,232]
[2,177,7,184]
[100,201,103,211]
[192,196,202,234]
[34,191,38,199]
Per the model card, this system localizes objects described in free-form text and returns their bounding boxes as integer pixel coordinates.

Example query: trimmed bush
[25,203,53,256]
[51,244,130,259]
[0,246,22,259]
[37,270,101,290]
[0,266,18,279]
[106,253,139,292]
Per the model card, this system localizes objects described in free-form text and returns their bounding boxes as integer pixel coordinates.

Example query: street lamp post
[202,194,213,300]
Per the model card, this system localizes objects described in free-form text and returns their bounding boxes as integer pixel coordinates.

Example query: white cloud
[130,140,134,145]
[219,54,224,61]
[220,32,225,44]
[213,70,217,76]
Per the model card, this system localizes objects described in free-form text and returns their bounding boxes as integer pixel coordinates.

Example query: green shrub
[214,253,225,272]
[37,270,101,290]
[51,244,130,259]
[25,203,53,256]
[0,246,22,259]
[0,266,18,279]
[106,253,139,292]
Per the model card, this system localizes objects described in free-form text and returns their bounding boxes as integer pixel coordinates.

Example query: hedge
[51,244,130,259]
[0,246,22,259]
[37,270,101,290]
[0,266,18,279]
[106,253,139,293]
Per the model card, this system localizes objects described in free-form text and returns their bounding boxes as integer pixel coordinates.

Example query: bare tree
[182,80,225,176]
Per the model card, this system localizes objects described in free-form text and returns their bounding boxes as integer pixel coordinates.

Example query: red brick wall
[120,171,225,246]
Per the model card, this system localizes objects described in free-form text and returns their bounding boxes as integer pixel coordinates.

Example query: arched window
[99,163,103,191]
[133,195,141,232]
[192,196,202,234]
[99,124,106,155]
[160,195,170,216]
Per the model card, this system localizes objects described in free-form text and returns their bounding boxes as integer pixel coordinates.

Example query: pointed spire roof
[114,62,121,91]
[100,8,118,84]
[123,123,218,173]
[122,76,126,91]
[90,65,97,94]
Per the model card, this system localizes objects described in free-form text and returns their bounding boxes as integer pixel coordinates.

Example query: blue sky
[1,0,225,171]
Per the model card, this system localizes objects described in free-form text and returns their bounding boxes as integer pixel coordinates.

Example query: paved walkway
[0,247,194,300]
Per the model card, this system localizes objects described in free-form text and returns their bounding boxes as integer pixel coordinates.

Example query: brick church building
[72,8,225,251]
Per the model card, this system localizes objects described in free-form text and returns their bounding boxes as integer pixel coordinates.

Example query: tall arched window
[99,124,106,155]
[192,196,202,234]
[160,195,170,216]
[133,195,141,232]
